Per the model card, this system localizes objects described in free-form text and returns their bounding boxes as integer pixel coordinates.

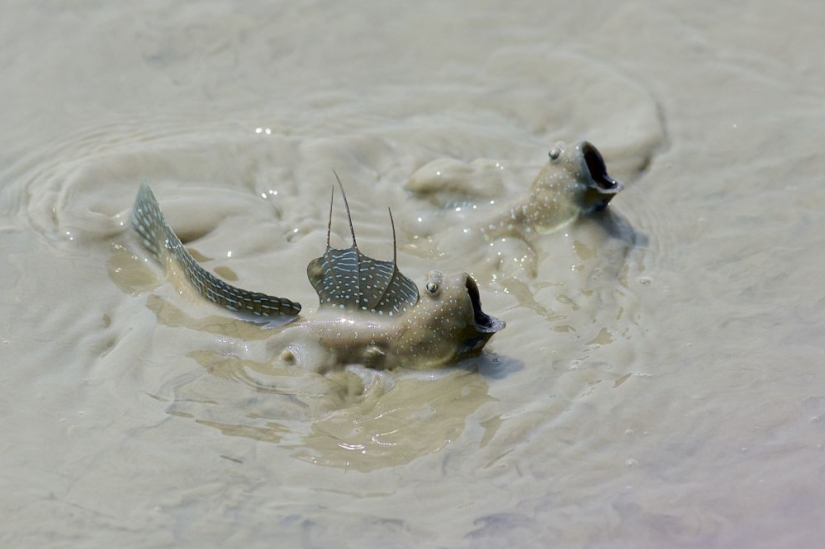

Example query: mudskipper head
[537,140,624,214]
[399,271,505,369]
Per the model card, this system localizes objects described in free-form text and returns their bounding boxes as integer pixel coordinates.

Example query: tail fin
[131,184,301,325]
[132,183,168,261]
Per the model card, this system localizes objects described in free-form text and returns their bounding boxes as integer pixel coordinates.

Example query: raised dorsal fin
[306,175,419,316]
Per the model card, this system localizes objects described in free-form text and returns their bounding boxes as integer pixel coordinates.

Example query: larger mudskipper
[132,178,505,372]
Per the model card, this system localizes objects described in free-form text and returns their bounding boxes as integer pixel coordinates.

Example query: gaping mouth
[582,142,623,194]
[465,276,505,334]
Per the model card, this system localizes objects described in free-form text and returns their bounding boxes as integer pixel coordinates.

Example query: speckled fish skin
[132,184,302,326]
[131,183,504,371]
[306,181,420,317]
[272,269,502,372]
[479,140,623,240]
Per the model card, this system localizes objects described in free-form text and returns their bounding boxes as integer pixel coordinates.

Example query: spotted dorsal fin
[306,174,419,316]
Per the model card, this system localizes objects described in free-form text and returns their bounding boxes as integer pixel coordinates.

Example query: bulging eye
[423,270,443,296]
[548,141,565,162]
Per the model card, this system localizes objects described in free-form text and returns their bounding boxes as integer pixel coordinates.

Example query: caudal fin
[132,183,168,261]
[131,184,301,325]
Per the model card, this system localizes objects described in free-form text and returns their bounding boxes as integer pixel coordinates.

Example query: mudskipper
[478,141,623,239]
[405,141,625,277]
[132,179,505,372]
[407,141,623,240]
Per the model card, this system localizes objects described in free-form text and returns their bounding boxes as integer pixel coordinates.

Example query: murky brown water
[2,2,824,547]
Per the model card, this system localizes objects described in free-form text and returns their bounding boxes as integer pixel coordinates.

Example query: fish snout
[463,274,505,334]
[577,141,623,213]
[580,141,623,194]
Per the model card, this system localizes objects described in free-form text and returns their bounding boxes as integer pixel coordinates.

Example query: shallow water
[2,1,824,547]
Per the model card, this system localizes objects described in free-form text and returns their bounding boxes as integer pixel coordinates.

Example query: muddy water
[2,2,824,547]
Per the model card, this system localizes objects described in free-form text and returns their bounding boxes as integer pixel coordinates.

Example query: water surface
[1,2,823,547]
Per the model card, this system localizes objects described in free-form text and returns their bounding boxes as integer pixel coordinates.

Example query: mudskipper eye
[548,142,564,162]
[426,281,439,293]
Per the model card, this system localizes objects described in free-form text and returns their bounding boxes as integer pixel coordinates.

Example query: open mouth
[465,276,505,334]
[582,142,623,194]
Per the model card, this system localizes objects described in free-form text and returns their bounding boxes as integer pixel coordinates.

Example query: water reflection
[291,369,493,471]
[589,207,648,249]
[169,347,497,471]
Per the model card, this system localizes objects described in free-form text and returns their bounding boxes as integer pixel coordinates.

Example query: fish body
[132,182,504,371]
[478,141,623,240]
[267,270,499,372]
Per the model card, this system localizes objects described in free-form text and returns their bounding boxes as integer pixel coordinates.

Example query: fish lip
[465,275,505,334]
[581,141,623,194]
